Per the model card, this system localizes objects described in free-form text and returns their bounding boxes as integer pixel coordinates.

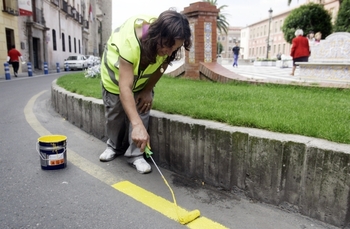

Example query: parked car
[95,57,101,65]
[85,55,98,67]
[64,55,88,70]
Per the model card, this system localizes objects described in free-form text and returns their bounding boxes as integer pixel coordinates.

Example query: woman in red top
[7,45,24,77]
[290,29,310,76]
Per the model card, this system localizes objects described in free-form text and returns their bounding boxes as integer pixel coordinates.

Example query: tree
[334,0,350,32]
[217,41,223,55]
[203,0,229,34]
[288,0,343,6]
[281,3,332,43]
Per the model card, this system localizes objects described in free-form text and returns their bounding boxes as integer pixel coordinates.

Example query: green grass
[57,73,103,99]
[56,73,350,144]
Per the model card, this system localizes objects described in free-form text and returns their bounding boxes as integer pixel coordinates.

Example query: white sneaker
[132,158,152,174]
[99,147,117,162]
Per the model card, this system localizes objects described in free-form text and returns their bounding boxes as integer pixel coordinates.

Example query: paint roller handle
[144,145,153,158]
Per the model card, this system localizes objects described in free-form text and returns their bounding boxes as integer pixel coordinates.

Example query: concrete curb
[51,80,350,228]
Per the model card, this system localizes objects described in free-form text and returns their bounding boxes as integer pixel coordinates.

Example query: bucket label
[48,153,65,166]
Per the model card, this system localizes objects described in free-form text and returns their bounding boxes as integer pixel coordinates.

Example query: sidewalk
[0,68,76,81]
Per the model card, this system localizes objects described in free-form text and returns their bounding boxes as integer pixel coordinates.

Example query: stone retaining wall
[51,80,350,228]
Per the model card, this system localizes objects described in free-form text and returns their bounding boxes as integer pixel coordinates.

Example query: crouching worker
[99,10,192,173]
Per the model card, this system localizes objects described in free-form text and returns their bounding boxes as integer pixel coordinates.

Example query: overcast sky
[112,0,307,29]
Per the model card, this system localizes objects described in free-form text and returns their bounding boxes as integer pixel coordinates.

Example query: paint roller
[145,145,200,225]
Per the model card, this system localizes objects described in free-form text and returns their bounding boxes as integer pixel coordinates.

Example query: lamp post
[266,8,273,59]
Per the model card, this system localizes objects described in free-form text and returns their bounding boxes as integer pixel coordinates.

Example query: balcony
[33,7,45,26]
[2,0,19,16]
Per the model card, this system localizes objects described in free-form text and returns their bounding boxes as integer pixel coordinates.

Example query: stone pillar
[183,2,219,79]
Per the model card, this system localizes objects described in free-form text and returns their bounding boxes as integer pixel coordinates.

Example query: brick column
[183,2,219,79]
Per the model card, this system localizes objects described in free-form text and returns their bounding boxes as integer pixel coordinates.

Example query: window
[69,35,71,52]
[279,20,282,31]
[74,37,77,53]
[275,21,278,32]
[52,29,57,51]
[78,40,81,54]
[62,33,65,52]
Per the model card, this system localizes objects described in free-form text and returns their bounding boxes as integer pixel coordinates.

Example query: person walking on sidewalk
[99,10,192,174]
[232,43,240,67]
[7,45,24,77]
[290,29,310,76]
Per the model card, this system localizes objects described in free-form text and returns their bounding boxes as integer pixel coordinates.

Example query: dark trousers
[11,61,19,74]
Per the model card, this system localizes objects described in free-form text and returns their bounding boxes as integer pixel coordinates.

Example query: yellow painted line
[112,181,228,229]
[25,91,228,229]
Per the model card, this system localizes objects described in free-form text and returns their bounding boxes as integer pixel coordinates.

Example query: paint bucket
[37,135,67,170]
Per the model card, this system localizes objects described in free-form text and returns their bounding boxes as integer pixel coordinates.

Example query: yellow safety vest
[101,15,167,94]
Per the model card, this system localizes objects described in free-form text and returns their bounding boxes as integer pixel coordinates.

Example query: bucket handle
[36,142,66,161]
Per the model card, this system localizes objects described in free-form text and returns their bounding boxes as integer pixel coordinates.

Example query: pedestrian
[99,10,192,174]
[7,45,24,77]
[314,32,322,44]
[232,43,240,67]
[290,29,310,76]
[307,30,315,45]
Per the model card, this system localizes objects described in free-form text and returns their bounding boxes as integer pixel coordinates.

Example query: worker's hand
[131,123,150,152]
[136,90,153,114]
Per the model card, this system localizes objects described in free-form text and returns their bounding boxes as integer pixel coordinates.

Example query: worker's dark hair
[11,45,15,48]
[141,10,192,64]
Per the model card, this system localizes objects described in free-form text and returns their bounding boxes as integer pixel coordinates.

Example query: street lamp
[266,8,273,59]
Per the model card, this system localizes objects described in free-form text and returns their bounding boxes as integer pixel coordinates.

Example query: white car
[64,55,88,70]
[85,55,97,67]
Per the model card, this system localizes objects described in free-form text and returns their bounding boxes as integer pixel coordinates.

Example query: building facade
[243,0,340,60]
[217,0,340,61]
[1,0,20,75]
[1,0,111,76]
[217,26,243,59]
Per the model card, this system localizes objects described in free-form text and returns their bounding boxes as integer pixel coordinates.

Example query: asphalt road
[0,73,340,229]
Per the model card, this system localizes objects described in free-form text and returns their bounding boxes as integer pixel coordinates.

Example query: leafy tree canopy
[282,3,332,43]
[203,0,229,34]
[334,0,350,32]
